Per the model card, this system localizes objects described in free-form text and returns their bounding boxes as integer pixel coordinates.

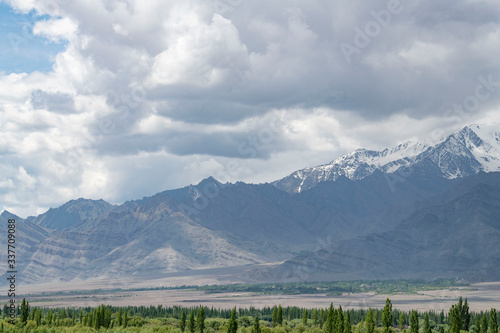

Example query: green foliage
[188,310,195,333]
[423,313,431,333]
[253,316,261,333]
[2,295,496,333]
[410,311,419,333]
[277,306,283,326]
[325,304,335,333]
[180,309,186,332]
[382,299,393,333]
[20,298,30,325]
[366,309,375,333]
[227,308,238,333]
[345,311,352,333]
[490,309,498,333]
[195,279,467,296]
[197,307,205,333]
[272,307,278,328]
[338,306,345,333]
[481,315,489,333]
[398,313,406,330]
[118,308,123,327]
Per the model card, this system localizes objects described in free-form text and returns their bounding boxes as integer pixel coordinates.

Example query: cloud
[1,0,500,216]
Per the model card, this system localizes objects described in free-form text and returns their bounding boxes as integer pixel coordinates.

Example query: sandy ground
[6,282,499,312]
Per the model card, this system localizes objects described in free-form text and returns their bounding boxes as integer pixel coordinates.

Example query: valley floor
[10,282,500,312]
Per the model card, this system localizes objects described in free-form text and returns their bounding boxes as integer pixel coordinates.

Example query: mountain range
[2,124,500,286]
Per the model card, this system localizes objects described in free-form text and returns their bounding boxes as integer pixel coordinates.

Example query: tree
[20,298,30,325]
[439,327,445,333]
[117,308,122,327]
[197,307,205,333]
[475,315,481,333]
[272,306,278,327]
[345,310,352,333]
[188,310,195,333]
[481,315,488,333]
[313,309,319,326]
[180,309,186,332]
[367,308,375,333]
[490,309,498,333]
[35,308,42,326]
[227,307,238,333]
[252,316,261,333]
[277,305,283,326]
[449,305,461,333]
[460,298,470,331]
[124,309,128,328]
[423,313,431,333]
[383,298,393,333]
[326,303,335,333]
[47,310,53,326]
[338,306,345,333]
[410,311,419,333]
[399,312,406,330]
[303,310,308,326]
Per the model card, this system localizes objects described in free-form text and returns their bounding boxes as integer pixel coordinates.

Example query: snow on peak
[273,123,500,193]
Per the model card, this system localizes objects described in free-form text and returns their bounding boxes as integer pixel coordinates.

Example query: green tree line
[1,297,498,333]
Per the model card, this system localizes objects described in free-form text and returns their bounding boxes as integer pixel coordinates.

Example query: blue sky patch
[0,2,66,74]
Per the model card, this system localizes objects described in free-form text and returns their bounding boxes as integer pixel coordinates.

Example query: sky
[1,0,500,217]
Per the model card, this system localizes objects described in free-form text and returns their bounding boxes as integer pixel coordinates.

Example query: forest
[0,296,498,333]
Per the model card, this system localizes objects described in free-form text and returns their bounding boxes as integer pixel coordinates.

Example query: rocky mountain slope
[257,172,500,282]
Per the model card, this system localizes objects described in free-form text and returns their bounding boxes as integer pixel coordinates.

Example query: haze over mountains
[2,124,500,286]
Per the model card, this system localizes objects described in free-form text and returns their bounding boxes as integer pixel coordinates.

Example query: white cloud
[1,0,500,216]
[33,17,78,42]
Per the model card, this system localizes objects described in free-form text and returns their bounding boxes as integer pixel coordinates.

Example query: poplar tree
[490,309,498,333]
[337,306,345,333]
[197,307,205,333]
[188,310,195,333]
[345,310,352,333]
[475,316,481,333]
[410,311,419,333]
[272,306,278,327]
[227,307,238,333]
[278,305,283,326]
[481,315,488,333]
[252,316,261,333]
[35,308,42,326]
[313,309,319,326]
[399,312,406,330]
[366,308,375,333]
[383,298,393,333]
[326,304,335,333]
[180,309,186,332]
[116,308,122,326]
[20,298,30,325]
[423,313,431,333]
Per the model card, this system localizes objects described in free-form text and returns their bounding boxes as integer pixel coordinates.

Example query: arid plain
[13,281,500,312]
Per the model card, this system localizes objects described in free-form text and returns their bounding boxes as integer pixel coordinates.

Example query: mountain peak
[273,123,500,193]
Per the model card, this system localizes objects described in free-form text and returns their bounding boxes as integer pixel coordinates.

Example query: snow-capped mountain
[273,124,500,193]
